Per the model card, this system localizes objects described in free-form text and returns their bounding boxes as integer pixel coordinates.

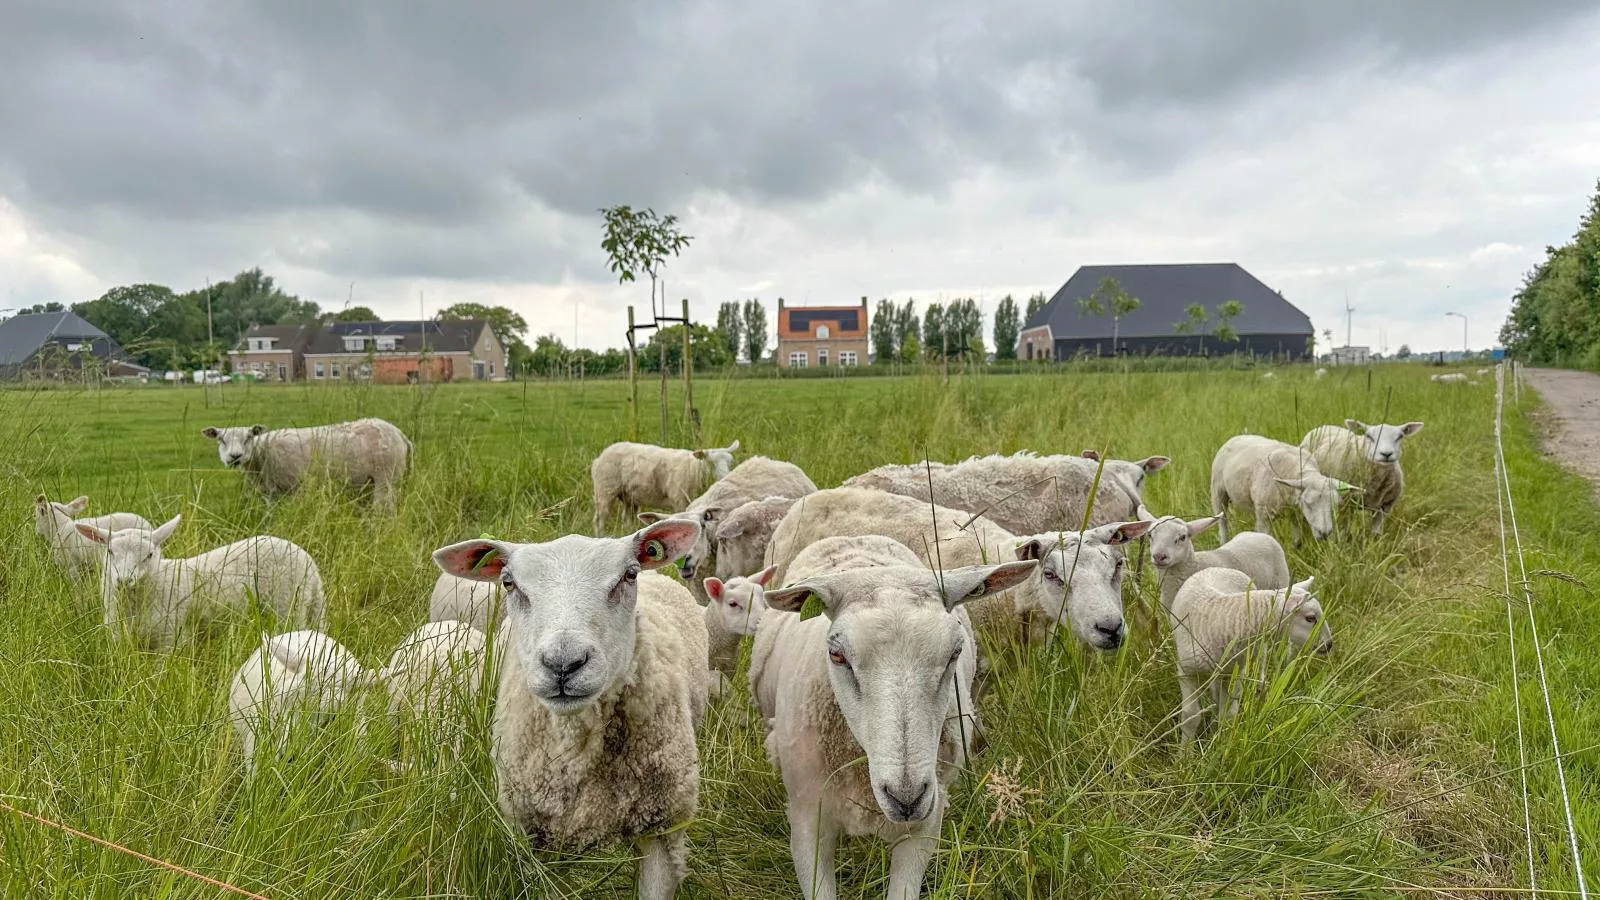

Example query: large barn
[1019,263,1314,361]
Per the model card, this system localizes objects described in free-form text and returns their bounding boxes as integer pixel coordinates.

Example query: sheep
[842,449,1169,535]
[378,620,489,766]
[1209,435,1360,542]
[202,418,412,509]
[1314,367,1328,379]
[431,517,710,900]
[1476,368,1493,376]
[75,515,325,648]
[1261,371,1276,379]
[1147,515,1289,613]
[713,496,799,580]
[1301,419,1425,534]
[590,439,741,534]
[1430,372,1468,383]
[428,571,504,632]
[227,629,368,775]
[701,564,776,696]
[749,534,1037,900]
[33,493,151,577]
[1170,569,1331,741]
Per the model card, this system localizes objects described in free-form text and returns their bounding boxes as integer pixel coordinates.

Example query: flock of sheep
[33,410,1427,900]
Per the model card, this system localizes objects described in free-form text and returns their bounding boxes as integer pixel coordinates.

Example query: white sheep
[428,571,503,632]
[590,439,741,534]
[1209,435,1360,542]
[749,534,1036,900]
[842,449,1169,535]
[75,515,325,648]
[202,417,412,509]
[33,493,151,577]
[1476,368,1493,376]
[1147,515,1289,613]
[1430,372,1469,383]
[432,518,710,900]
[1170,569,1331,741]
[713,496,799,580]
[1261,371,1276,379]
[1314,368,1328,379]
[227,629,368,775]
[378,620,489,766]
[1300,419,1424,534]
[700,564,776,696]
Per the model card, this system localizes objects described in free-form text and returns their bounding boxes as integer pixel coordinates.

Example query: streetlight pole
[1445,312,1467,357]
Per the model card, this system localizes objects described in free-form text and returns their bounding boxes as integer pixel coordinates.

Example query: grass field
[0,367,1594,898]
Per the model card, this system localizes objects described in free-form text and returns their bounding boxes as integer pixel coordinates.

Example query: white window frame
[313,362,325,379]
[788,351,808,368]
[376,336,398,351]
[818,348,828,366]
[343,337,366,352]
[839,351,858,366]
[330,363,341,378]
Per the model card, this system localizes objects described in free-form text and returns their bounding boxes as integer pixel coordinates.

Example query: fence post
[626,305,638,441]
[682,298,697,442]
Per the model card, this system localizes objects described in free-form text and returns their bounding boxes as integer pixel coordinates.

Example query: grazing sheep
[1301,420,1424,534]
[431,518,710,900]
[590,439,741,534]
[749,535,1036,900]
[1170,570,1331,741]
[228,629,368,775]
[1430,372,1469,383]
[1314,368,1328,379]
[1147,515,1290,613]
[428,571,503,632]
[1477,368,1493,376]
[202,418,412,509]
[714,496,799,580]
[1261,371,1276,379]
[75,516,325,648]
[701,564,776,695]
[33,493,151,577]
[378,620,489,765]
[842,450,1169,534]
[1209,435,1359,542]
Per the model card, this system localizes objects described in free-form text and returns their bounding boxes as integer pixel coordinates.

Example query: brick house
[775,298,869,368]
[0,310,149,380]
[230,320,509,383]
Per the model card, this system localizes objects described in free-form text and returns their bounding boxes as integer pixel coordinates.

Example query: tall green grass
[0,367,1592,897]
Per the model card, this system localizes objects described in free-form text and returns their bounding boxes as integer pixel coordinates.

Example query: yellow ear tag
[798,592,824,621]
[643,539,666,561]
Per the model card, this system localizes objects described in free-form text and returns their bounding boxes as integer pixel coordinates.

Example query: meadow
[0,366,1594,898]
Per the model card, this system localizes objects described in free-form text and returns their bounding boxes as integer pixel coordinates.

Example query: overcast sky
[2,1,1597,354]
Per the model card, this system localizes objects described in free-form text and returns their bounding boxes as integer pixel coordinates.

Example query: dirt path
[1522,367,1600,495]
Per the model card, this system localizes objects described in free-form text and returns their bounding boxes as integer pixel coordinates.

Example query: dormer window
[247,338,274,351]
[376,336,398,351]
[816,325,829,340]
[343,336,366,352]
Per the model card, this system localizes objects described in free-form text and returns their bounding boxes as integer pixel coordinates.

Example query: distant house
[775,298,868,368]
[230,320,508,384]
[1328,345,1371,366]
[1020,263,1314,361]
[0,310,149,380]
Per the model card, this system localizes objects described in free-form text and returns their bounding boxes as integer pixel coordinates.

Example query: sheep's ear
[936,560,1039,610]
[1080,449,1101,461]
[1344,419,1369,434]
[1090,520,1154,545]
[764,581,837,617]
[751,564,778,587]
[1137,456,1171,474]
[1401,421,1424,437]
[715,518,745,540]
[724,439,741,453]
[692,449,706,459]
[75,522,112,544]
[249,424,266,436]
[1014,537,1053,561]
[201,427,220,439]
[1275,477,1305,490]
[636,511,667,525]
[434,539,513,581]
[150,515,182,545]
[633,518,701,570]
[703,577,725,602]
[1186,516,1220,536]
[64,496,90,515]
[1291,575,1315,595]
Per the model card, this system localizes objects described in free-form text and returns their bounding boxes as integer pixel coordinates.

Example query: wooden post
[682,298,697,441]
[626,306,638,441]
[658,284,668,446]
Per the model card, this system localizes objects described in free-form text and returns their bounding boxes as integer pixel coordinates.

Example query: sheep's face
[34,494,88,540]
[1016,520,1152,651]
[1346,419,1424,465]
[76,515,180,594]
[693,440,740,480]
[432,519,700,717]
[1148,516,1218,569]
[703,565,775,637]
[203,425,267,468]
[1280,579,1333,657]
[764,560,1036,824]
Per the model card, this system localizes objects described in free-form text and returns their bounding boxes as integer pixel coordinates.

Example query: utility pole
[1445,312,1467,356]
[205,279,215,373]
[1343,290,1353,348]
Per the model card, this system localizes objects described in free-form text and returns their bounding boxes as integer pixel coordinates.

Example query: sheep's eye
[500,573,516,592]
[1044,571,1062,584]
[1177,534,1187,543]
[623,565,640,583]
[949,645,963,663]
[728,601,741,610]
[1304,611,1319,623]
[828,649,848,667]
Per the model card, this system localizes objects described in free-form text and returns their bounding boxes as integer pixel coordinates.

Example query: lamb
[428,571,504,632]
[713,496,800,580]
[1147,515,1290,613]
[1261,371,1276,379]
[749,534,1036,900]
[75,515,325,648]
[1209,435,1360,542]
[1314,368,1328,379]
[701,565,776,696]
[842,449,1169,534]
[202,417,412,509]
[227,629,368,775]
[378,620,489,766]
[590,439,741,534]
[33,493,151,576]
[431,518,710,900]
[1300,420,1425,534]
[1169,569,1331,741]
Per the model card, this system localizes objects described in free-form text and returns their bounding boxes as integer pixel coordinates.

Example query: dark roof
[1023,263,1312,339]
[233,319,491,355]
[0,311,112,365]
[231,323,317,353]
[780,307,864,338]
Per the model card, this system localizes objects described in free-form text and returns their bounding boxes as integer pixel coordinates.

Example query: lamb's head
[76,515,180,594]
[433,518,701,717]
[703,564,776,636]
[1278,576,1332,657]
[1345,419,1424,465]
[1273,473,1359,540]
[34,493,88,539]
[764,559,1037,824]
[1148,515,1220,569]
[202,425,267,468]
[693,439,741,480]
[1015,520,1153,651]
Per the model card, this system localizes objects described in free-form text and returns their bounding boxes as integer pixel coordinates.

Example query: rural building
[0,310,150,380]
[230,320,509,384]
[1019,263,1314,360]
[776,298,868,368]
[1327,345,1371,366]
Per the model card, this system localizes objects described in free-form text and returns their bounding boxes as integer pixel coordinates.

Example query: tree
[715,302,743,360]
[1212,300,1243,345]
[18,302,64,315]
[1173,303,1208,336]
[74,284,182,368]
[871,298,898,363]
[922,304,945,358]
[742,299,767,364]
[599,205,694,316]
[1397,343,1413,359]
[898,334,921,365]
[1499,180,1600,366]
[992,294,1019,359]
[1024,292,1048,322]
[525,334,569,376]
[1076,278,1141,353]
[943,298,983,359]
[333,306,381,323]
[638,323,734,372]
[895,300,920,351]
[437,302,532,375]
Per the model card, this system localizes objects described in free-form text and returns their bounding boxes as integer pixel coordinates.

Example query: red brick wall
[371,356,455,384]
